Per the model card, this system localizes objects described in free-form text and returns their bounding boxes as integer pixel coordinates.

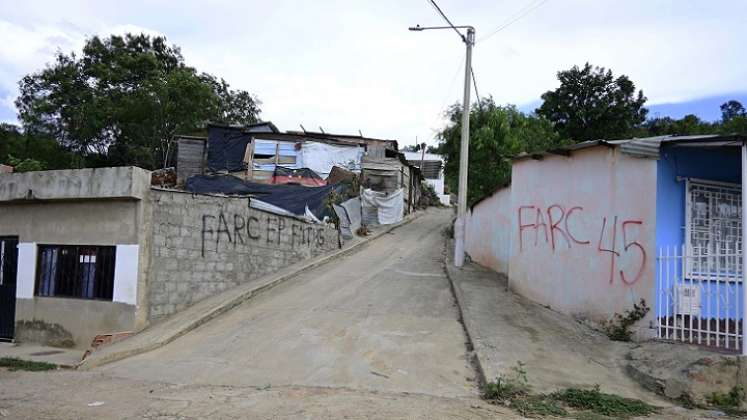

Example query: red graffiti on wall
[517,205,646,286]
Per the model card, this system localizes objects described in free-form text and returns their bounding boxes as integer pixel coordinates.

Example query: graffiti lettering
[620,220,646,285]
[518,205,536,252]
[597,216,620,284]
[517,205,647,286]
[247,216,261,240]
[201,211,330,257]
[547,204,570,250]
[565,206,589,245]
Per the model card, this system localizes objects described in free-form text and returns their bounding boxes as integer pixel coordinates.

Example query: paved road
[102,208,478,397]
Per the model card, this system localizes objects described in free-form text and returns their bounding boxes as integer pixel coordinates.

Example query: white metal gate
[656,245,744,351]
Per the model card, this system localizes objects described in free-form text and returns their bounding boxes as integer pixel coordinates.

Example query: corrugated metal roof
[513,134,747,161]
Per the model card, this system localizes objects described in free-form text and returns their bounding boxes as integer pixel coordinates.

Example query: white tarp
[299,142,364,177]
[333,197,362,239]
[250,199,321,223]
[361,188,404,225]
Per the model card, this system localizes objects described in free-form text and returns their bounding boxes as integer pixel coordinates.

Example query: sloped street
[0,209,525,419]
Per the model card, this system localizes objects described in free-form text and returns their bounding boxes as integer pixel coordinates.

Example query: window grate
[35,245,116,300]
[686,180,742,281]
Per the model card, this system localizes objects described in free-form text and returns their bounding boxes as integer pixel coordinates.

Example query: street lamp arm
[408,24,475,31]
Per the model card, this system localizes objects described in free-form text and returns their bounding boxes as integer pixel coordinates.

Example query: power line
[427,0,465,42]
[430,56,465,136]
[470,66,481,106]
[478,0,550,43]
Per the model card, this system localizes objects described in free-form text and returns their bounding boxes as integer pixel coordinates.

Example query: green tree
[0,123,75,170]
[436,97,565,204]
[639,114,715,136]
[536,63,648,142]
[15,33,261,169]
[721,100,746,122]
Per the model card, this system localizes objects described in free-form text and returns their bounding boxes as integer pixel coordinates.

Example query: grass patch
[483,361,530,401]
[483,362,657,418]
[0,357,58,372]
[707,386,747,417]
[510,394,567,417]
[552,385,656,418]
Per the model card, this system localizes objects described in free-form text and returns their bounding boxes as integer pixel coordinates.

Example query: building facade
[0,167,340,349]
[465,135,746,349]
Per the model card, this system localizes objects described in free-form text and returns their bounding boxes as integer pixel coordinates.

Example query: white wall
[113,245,140,305]
[15,243,36,299]
[465,146,658,323]
[465,187,512,274]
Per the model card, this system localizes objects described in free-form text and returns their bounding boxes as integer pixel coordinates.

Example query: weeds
[0,357,58,372]
[552,385,656,418]
[483,362,657,418]
[707,386,746,417]
[483,361,530,401]
[602,299,650,341]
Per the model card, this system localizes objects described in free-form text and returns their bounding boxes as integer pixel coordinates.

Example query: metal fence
[656,245,744,351]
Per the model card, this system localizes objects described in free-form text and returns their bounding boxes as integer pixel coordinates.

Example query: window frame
[34,244,116,301]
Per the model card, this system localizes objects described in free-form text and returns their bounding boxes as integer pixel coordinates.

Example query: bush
[602,299,649,341]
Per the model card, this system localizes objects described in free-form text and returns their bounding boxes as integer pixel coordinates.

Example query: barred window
[36,245,116,300]
[686,179,742,280]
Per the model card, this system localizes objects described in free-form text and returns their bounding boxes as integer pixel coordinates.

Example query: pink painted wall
[465,186,511,274]
[465,146,657,325]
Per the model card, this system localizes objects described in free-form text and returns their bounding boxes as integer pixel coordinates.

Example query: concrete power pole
[408,23,475,267]
[454,27,474,268]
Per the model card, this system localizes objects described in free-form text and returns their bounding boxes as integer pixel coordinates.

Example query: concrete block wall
[147,190,340,320]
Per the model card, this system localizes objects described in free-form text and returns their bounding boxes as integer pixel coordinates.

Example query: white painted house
[404,151,450,206]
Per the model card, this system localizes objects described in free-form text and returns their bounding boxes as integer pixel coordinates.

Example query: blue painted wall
[655,145,743,323]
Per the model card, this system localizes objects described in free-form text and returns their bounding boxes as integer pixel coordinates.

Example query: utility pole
[454,27,474,267]
[742,141,746,356]
[409,24,474,267]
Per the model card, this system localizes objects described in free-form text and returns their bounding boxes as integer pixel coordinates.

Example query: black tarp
[206,125,252,172]
[185,174,345,219]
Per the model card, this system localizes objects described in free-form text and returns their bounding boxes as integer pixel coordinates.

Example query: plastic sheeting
[272,166,325,187]
[185,174,345,220]
[360,188,404,225]
[207,126,252,172]
[299,142,363,177]
[333,197,361,239]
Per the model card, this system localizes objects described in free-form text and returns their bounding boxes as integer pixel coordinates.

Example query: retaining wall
[147,190,340,320]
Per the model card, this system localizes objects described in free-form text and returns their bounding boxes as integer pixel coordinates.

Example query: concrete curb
[78,211,424,370]
[441,236,488,389]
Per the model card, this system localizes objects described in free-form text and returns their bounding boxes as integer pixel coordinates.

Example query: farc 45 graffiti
[517,205,646,286]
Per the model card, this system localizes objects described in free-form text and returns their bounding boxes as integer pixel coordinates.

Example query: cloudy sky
[1,0,745,147]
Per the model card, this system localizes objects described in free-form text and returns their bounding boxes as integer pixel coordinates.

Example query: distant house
[464,134,747,352]
[176,122,398,184]
[175,122,423,220]
[404,152,450,206]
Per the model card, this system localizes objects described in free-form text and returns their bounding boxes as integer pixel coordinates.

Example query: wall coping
[0,166,151,202]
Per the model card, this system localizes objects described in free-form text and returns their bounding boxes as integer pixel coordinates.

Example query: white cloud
[0,0,745,147]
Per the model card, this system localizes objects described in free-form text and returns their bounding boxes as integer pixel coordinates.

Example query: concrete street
[101,208,475,396]
[1,209,523,419]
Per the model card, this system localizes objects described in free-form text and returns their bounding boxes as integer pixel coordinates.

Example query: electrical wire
[478,0,550,43]
[427,0,465,42]
[470,66,481,106]
[429,57,465,137]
